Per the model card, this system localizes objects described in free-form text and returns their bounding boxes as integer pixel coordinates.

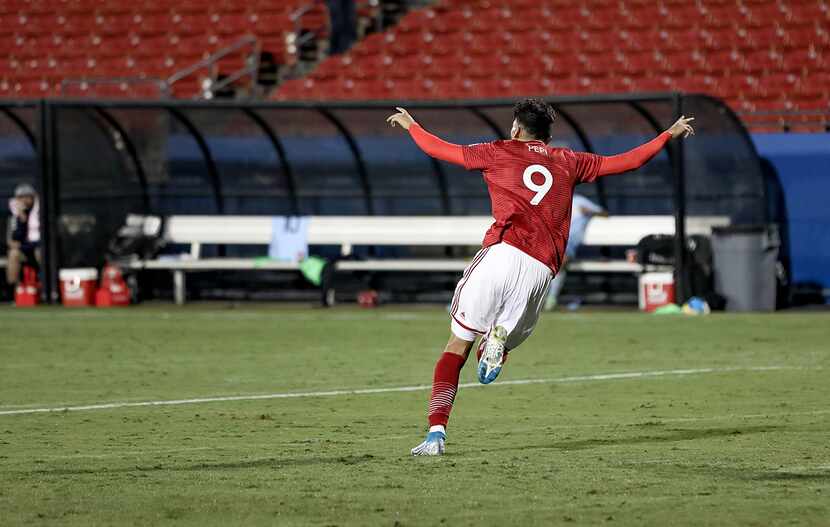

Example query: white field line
[0,366,800,417]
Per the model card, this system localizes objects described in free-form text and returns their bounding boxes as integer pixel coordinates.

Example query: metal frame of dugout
[0,93,768,304]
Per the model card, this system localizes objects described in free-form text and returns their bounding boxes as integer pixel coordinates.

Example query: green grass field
[0,306,828,526]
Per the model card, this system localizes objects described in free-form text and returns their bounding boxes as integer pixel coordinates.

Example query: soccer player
[543,193,608,311]
[386,99,694,456]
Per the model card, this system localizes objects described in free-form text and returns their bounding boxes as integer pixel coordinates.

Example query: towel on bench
[269,216,310,262]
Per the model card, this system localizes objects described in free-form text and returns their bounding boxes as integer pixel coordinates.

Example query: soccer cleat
[477,325,508,384]
[410,431,446,456]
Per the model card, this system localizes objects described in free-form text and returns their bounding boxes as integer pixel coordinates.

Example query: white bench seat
[130,257,649,274]
[161,215,730,255]
[129,214,728,304]
[129,258,302,271]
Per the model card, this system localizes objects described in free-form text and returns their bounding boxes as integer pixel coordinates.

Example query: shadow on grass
[511,425,778,452]
[754,470,830,481]
[28,453,376,476]
[631,460,830,483]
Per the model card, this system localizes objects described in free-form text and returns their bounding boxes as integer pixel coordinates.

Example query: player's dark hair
[513,98,556,143]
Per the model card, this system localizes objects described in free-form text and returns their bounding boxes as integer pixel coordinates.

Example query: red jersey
[462,139,603,274]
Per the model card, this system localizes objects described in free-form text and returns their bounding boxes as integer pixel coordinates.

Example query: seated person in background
[544,193,607,311]
[6,183,41,288]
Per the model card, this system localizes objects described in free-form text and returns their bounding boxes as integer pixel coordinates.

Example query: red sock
[427,352,468,428]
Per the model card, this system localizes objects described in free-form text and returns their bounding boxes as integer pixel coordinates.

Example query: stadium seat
[1,0,826,127]
[583,53,625,78]
[783,45,827,72]
[0,0,326,99]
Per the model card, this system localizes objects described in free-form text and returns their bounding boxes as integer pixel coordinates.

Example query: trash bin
[711,225,779,312]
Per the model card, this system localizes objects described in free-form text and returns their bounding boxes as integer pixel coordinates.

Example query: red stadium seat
[558,76,593,95]
[95,13,137,37]
[510,78,549,97]
[422,53,460,79]
[465,54,510,79]
[548,54,585,77]
[631,75,671,93]
[743,47,784,74]
[501,54,547,77]
[432,78,461,100]
[706,48,746,73]
[789,91,829,111]
[621,50,662,76]
[134,13,170,36]
[745,2,787,25]
[676,76,716,95]
[587,77,628,94]
[0,0,824,118]
[787,22,830,47]
[717,74,759,99]
[664,49,705,71]
[93,56,133,77]
[427,31,472,56]
[349,53,387,80]
[788,2,830,25]
[12,78,56,97]
[756,72,799,97]
[135,56,178,78]
[701,3,743,27]
[0,0,325,99]
[782,45,826,72]
[582,52,624,78]
[171,13,212,36]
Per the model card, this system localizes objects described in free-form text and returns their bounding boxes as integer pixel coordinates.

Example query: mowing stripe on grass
[0,366,798,416]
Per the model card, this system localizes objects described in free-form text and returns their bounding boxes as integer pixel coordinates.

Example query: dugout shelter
[0,94,767,303]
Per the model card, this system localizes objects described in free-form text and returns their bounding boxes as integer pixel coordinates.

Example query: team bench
[124,215,730,305]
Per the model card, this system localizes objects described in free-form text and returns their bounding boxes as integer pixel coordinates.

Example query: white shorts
[449,242,553,350]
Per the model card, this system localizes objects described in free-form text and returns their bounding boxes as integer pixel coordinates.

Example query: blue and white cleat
[410,430,446,456]
[477,325,508,385]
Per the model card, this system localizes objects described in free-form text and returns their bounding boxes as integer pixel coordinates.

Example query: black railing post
[243,108,300,215]
[167,108,224,214]
[672,94,689,303]
[0,107,37,150]
[317,107,374,214]
[94,108,151,212]
[37,100,60,304]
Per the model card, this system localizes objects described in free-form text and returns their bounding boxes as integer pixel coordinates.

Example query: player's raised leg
[477,325,508,385]
[477,244,552,384]
[410,334,475,456]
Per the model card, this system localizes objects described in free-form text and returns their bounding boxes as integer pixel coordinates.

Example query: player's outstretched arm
[386,107,466,166]
[597,116,695,176]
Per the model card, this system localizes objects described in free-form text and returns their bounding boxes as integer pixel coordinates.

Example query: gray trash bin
[711,225,780,312]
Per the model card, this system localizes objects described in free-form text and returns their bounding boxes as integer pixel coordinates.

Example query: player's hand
[386,107,416,130]
[667,115,695,139]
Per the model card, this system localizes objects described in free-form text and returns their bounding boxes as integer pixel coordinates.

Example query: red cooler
[15,267,40,307]
[60,268,98,307]
[96,265,130,307]
[638,272,676,312]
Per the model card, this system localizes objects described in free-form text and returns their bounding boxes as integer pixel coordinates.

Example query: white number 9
[522,164,553,205]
